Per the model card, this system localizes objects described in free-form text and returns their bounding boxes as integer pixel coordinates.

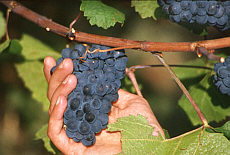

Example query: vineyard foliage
[0,0,230,154]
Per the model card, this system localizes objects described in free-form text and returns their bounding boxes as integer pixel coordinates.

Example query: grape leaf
[214,121,230,140]
[20,34,60,60]
[107,115,230,154]
[7,39,22,54]
[121,76,142,94]
[35,124,56,154]
[179,73,230,126]
[0,11,6,39]
[180,22,208,36]
[80,0,125,29]
[15,61,49,111]
[174,58,211,80]
[0,40,10,53]
[131,0,159,20]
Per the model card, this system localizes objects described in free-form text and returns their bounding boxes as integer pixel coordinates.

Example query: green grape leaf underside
[0,40,10,53]
[179,74,230,126]
[35,124,56,154]
[20,34,60,60]
[80,0,125,29]
[15,61,49,111]
[107,115,230,155]
[131,0,159,20]
[214,121,230,139]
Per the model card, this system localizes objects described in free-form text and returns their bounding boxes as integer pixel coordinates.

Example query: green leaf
[20,34,60,60]
[15,61,49,111]
[121,76,142,94]
[35,124,56,154]
[174,58,211,80]
[179,74,230,126]
[0,40,10,53]
[80,0,125,29]
[131,0,159,20]
[0,11,6,39]
[180,22,208,36]
[214,121,230,140]
[8,39,22,54]
[107,115,230,154]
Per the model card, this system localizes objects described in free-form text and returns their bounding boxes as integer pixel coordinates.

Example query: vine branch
[153,53,208,126]
[1,1,230,53]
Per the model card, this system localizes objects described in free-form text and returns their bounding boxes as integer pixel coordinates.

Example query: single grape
[91,120,103,133]
[85,112,96,123]
[66,119,79,132]
[76,110,84,120]
[69,98,80,111]
[62,48,72,58]
[79,121,91,135]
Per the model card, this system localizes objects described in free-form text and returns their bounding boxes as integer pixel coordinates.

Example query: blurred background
[0,0,229,154]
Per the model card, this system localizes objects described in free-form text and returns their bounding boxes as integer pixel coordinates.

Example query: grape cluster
[213,56,230,96]
[157,0,230,31]
[51,44,128,146]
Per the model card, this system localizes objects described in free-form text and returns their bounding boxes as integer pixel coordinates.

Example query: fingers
[43,56,56,82]
[47,58,73,101]
[49,74,77,115]
[47,96,72,151]
[48,96,67,135]
[48,96,86,154]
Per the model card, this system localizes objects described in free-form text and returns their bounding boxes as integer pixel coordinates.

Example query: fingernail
[63,75,70,84]
[59,59,66,69]
[56,96,61,105]
[59,62,63,69]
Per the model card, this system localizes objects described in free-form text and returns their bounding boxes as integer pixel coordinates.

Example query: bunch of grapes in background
[51,44,128,146]
[213,56,230,96]
[157,0,230,31]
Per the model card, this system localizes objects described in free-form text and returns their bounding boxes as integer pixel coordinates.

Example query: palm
[43,57,163,155]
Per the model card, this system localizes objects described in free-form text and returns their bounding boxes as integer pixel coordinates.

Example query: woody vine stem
[1,1,229,126]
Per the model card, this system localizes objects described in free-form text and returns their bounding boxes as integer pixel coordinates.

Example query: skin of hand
[43,56,164,155]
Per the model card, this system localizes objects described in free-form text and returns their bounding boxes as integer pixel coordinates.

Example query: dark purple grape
[56,57,63,65]
[83,103,91,113]
[91,120,103,133]
[81,137,95,147]
[62,48,72,58]
[75,131,84,140]
[64,108,74,120]
[66,119,79,132]
[66,129,75,138]
[79,121,91,135]
[76,110,84,120]
[91,98,102,110]
[69,98,80,110]
[98,113,109,125]
[85,112,96,123]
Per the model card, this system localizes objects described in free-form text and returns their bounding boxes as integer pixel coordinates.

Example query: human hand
[43,56,164,155]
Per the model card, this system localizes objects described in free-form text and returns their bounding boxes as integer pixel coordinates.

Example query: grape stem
[129,64,213,70]
[125,68,143,97]
[69,11,82,32]
[5,8,11,40]
[153,52,208,126]
[1,1,230,53]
